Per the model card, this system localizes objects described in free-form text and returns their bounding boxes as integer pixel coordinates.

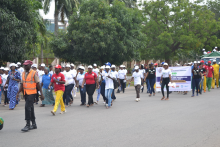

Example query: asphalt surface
[1,87,220,147]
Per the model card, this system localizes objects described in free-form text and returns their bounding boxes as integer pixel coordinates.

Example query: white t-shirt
[93,68,99,76]
[139,69,146,77]
[111,71,118,79]
[18,67,24,74]
[162,69,171,78]
[103,72,115,89]
[70,69,77,75]
[118,70,126,79]
[2,74,8,88]
[38,70,45,83]
[132,71,143,86]
[65,71,75,85]
[49,71,54,75]
[76,72,86,86]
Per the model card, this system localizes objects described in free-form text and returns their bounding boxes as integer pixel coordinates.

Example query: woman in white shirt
[118,65,126,93]
[160,63,172,100]
[2,68,9,106]
[63,64,76,107]
[76,66,86,106]
[129,66,143,102]
[139,64,146,93]
[103,66,114,109]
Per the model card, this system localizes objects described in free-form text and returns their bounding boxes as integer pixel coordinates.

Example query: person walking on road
[111,65,119,101]
[211,60,219,89]
[145,64,156,97]
[206,61,214,92]
[4,63,21,110]
[49,65,66,115]
[129,66,143,102]
[16,60,44,132]
[192,63,202,97]
[200,60,207,93]
[81,65,99,107]
[2,68,9,106]
[118,65,126,93]
[40,67,55,107]
[160,63,172,100]
[76,66,86,106]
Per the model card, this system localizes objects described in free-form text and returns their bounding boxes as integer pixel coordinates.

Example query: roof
[201,52,220,58]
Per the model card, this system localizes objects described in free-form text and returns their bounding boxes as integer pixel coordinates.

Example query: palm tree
[43,0,73,35]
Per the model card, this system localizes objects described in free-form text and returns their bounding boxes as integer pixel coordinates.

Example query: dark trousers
[146,79,150,92]
[0,124,3,130]
[192,78,200,95]
[79,85,86,104]
[161,78,169,98]
[111,89,116,100]
[63,84,74,105]
[25,94,36,121]
[149,78,155,94]
[4,90,8,104]
[135,85,141,98]
[35,87,39,103]
[119,79,125,93]
[86,84,96,105]
[101,81,106,101]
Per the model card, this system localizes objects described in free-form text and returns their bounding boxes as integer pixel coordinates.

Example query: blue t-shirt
[42,73,52,89]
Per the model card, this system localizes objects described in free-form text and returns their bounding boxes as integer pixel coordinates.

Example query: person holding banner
[206,61,214,92]
[145,64,156,97]
[192,64,202,97]
[160,63,172,100]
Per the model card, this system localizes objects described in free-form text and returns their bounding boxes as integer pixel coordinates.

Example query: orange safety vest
[22,70,37,95]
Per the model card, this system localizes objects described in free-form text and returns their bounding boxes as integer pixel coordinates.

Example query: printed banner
[156,66,191,91]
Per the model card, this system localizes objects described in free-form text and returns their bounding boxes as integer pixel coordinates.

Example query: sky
[39,0,55,19]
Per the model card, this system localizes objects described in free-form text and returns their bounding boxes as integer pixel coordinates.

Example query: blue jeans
[0,86,2,104]
[146,79,150,93]
[199,78,203,94]
[96,86,101,101]
[79,85,86,104]
[149,78,155,94]
[105,89,113,107]
[101,81,106,101]
[111,89,116,99]
[192,78,200,95]
[63,84,74,105]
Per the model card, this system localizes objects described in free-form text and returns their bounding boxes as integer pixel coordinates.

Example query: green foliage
[51,0,146,65]
[0,0,43,62]
[141,0,220,61]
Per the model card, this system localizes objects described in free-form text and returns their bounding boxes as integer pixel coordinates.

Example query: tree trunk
[54,3,59,36]
[41,44,43,64]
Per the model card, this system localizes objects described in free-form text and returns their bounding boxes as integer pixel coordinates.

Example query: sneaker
[60,110,67,114]
[191,95,194,97]
[138,98,140,101]
[74,94,76,97]
[136,98,139,102]
[51,110,56,116]
[196,94,199,96]
[103,102,106,104]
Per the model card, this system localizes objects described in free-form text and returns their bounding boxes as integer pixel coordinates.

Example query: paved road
[1,87,220,147]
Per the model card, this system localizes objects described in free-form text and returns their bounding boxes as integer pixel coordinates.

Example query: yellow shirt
[212,63,219,75]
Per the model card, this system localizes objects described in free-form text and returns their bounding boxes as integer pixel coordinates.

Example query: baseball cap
[17,62,21,65]
[32,64,37,68]
[213,60,216,62]
[4,68,9,71]
[200,60,204,63]
[10,63,17,67]
[154,63,158,66]
[105,65,110,69]
[70,63,74,67]
[134,66,139,70]
[65,64,71,68]
[88,65,93,69]
[55,65,62,69]
[23,60,33,65]
[208,61,211,64]
[164,63,168,66]
[111,65,116,68]
[93,63,97,66]
[105,62,111,67]
[161,62,165,65]
[41,63,45,67]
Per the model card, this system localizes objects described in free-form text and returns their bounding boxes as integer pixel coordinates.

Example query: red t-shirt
[207,66,214,78]
[51,73,65,92]
[84,72,97,85]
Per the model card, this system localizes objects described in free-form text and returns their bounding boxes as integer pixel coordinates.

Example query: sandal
[149,94,151,97]
[161,97,165,100]
[165,98,169,100]
[153,93,155,96]
[86,104,90,107]
[40,104,45,107]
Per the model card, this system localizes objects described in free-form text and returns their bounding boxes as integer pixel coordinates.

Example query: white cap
[213,49,216,52]
[197,61,200,63]
[202,48,205,51]
[164,63,168,66]
[16,64,18,67]
[70,63,74,67]
[41,63,45,67]
[215,46,217,48]
[204,52,207,55]
[93,63,97,67]
[32,64,37,68]
[194,61,197,63]
[17,62,21,65]
[100,66,105,69]
[120,65,123,68]
[62,65,65,68]
[111,65,116,68]
[88,65,93,69]
[4,67,9,71]
[134,66,139,70]
[0,67,4,70]
[66,64,71,68]
[78,66,84,70]
[105,65,110,69]
[213,60,216,62]
[10,63,16,67]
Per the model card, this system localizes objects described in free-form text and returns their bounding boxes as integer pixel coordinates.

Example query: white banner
[156,66,191,91]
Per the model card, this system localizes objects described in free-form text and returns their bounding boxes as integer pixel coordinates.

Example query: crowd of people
[0,58,219,132]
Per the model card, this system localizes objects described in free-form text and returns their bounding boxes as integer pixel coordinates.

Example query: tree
[51,0,146,65]
[43,0,79,35]
[141,0,220,63]
[0,0,43,62]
